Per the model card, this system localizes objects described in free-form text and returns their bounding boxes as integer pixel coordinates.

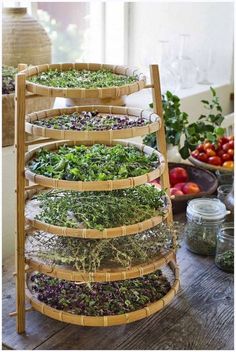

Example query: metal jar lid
[186,198,230,224]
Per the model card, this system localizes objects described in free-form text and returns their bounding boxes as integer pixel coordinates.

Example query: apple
[169,167,188,186]
[182,182,201,195]
[170,188,184,196]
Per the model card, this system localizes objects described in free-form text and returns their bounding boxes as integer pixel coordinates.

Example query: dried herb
[185,227,216,256]
[2,65,17,94]
[26,223,175,272]
[31,185,167,230]
[28,144,159,181]
[29,69,137,89]
[32,110,149,131]
[30,270,171,316]
[215,250,234,273]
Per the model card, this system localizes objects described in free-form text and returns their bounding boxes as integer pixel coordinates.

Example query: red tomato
[222,143,230,152]
[197,144,205,152]
[219,136,229,145]
[217,149,225,158]
[228,136,234,141]
[208,156,222,166]
[191,150,199,159]
[228,140,234,149]
[198,152,208,162]
[206,148,216,157]
[223,161,234,170]
[204,142,213,151]
[222,153,231,161]
[227,149,234,157]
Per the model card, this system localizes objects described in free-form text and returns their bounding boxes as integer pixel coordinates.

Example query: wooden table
[3,216,234,350]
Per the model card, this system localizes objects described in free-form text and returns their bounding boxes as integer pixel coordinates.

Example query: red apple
[169,167,188,186]
[182,182,201,195]
[170,188,184,196]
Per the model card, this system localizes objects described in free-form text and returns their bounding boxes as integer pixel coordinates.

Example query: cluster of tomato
[191,136,234,169]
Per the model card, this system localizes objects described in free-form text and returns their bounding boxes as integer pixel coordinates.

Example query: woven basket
[25,105,161,142]
[25,186,171,239]
[25,261,179,327]
[25,250,175,283]
[2,92,54,147]
[21,63,146,99]
[25,140,166,191]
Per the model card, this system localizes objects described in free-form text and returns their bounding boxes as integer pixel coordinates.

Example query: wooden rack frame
[14,63,176,334]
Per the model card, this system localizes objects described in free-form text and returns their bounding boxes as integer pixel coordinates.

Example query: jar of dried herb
[215,224,234,273]
[184,198,230,256]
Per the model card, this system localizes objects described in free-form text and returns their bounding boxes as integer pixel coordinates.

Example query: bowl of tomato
[189,136,234,172]
[150,162,218,214]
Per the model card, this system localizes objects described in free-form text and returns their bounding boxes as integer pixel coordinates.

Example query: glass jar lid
[186,198,229,224]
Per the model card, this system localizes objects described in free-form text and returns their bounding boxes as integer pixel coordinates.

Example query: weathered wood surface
[2,218,234,350]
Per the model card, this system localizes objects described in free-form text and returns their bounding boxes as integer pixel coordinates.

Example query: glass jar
[217,184,232,204]
[215,224,234,273]
[184,198,229,256]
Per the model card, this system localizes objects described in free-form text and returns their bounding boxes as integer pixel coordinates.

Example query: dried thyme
[215,250,234,273]
[31,185,167,230]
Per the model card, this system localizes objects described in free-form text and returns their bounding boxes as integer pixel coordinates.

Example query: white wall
[128,2,234,84]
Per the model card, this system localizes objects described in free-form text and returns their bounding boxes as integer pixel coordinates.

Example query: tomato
[198,152,208,162]
[228,140,234,149]
[222,153,231,161]
[223,161,234,170]
[219,137,229,145]
[217,149,225,158]
[227,149,234,157]
[203,142,213,151]
[208,156,222,166]
[222,143,230,152]
[228,136,234,141]
[191,150,199,159]
[197,144,205,152]
[206,148,216,157]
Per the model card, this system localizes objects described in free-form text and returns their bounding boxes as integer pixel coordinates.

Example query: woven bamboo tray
[25,187,171,239]
[22,63,146,99]
[189,155,234,172]
[25,140,165,191]
[25,105,161,141]
[25,260,179,327]
[25,250,175,283]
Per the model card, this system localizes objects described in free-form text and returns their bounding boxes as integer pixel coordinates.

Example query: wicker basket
[25,261,179,327]
[25,186,171,239]
[25,140,166,191]
[21,63,146,99]
[25,250,175,282]
[25,105,161,141]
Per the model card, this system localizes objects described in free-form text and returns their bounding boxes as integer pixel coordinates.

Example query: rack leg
[149,64,173,223]
[15,73,26,333]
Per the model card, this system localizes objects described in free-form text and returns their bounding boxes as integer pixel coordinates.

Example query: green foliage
[29,69,137,89]
[33,186,167,230]
[28,144,159,181]
[144,87,225,159]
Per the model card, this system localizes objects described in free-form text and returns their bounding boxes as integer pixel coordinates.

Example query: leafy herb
[31,185,167,230]
[32,110,149,131]
[29,69,137,89]
[144,88,225,159]
[30,270,171,316]
[26,223,175,272]
[215,250,234,273]
[28,144,159,181]
[2,65,17,94]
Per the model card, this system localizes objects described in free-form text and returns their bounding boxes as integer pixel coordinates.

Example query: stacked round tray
[23,63,179,327]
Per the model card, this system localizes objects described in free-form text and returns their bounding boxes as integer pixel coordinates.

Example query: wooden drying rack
[14,63,178,333]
